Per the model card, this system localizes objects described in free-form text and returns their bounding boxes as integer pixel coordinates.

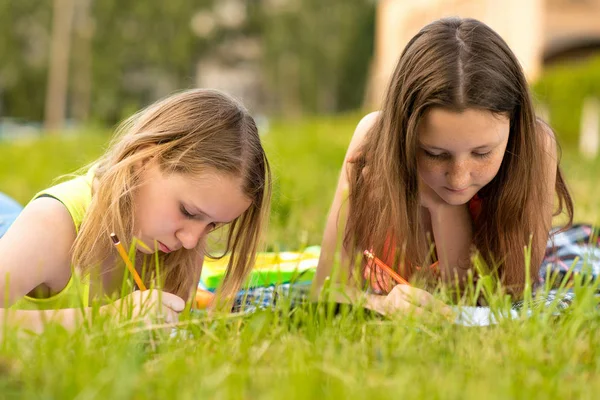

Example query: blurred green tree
[255,0,375,116]
[89,0,211,124]
[0,1,52,121]
[533,55,600,147]
[0,0,375,126]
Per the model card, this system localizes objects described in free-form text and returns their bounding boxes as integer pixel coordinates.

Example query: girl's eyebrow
[419,142,498,151]
[187,203,232,224]
[185,203,213,219]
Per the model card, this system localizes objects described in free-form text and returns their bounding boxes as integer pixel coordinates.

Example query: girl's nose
[177,225,206,250]
[446,161,471,189]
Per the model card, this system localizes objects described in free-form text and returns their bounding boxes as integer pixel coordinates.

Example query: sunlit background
[1,2,600,397]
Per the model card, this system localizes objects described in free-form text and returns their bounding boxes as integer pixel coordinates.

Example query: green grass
[1,282,599,399]
[0,115,599,398]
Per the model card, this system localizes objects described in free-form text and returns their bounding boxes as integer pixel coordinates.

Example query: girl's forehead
[419,108,510,146]
[172,169,240,192]
[149,163,242,195]
[166,169,251,221]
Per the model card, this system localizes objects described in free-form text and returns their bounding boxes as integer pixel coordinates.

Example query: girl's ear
[133,146,157,172]
[133,157,149,173]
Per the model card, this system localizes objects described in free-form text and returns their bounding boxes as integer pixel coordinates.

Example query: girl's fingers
[394,285,434,306]
[389,285,453,317]
[364,260,394,293]
[160,292,185,313]
[382,293,425,316]
[162,308,179,325]
[129,290,184,320]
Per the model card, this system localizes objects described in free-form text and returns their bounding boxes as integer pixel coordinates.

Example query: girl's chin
[438,191,473,206]
[443,199,470,206]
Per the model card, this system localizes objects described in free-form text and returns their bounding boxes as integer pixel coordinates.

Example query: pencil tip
[110,233,119,244]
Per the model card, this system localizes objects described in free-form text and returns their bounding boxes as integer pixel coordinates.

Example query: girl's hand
[379,284,453,319]
[101,289,185,325]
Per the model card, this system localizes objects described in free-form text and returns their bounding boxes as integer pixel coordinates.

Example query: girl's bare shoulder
[0,196,76,297]
[536,118,557,154]
[347,111,381,155]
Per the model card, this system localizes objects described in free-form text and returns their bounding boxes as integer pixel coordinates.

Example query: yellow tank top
[10,169,95,310]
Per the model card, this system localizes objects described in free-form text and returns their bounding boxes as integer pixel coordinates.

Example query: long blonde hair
[72,89,271,302]
[345,18,573,298]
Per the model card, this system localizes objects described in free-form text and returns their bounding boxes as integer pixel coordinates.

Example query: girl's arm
[0,307,86,334]
[0,197,85,332]
[313,112,379,296]
[534,121,559,269]
[312,113,452,316]
[313,113,453,317]
[0,197,77,307]
[0,289,186,340]
[428,203,473,283]
[0,197,186,334]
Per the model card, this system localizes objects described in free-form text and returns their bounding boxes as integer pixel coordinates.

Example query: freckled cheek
[417,158,446,186]
[418,157,503,187]
[473,158,504,185]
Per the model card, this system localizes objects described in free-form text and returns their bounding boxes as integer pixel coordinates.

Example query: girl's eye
[180,205,195,218]
[206,222,223,233]
[473,151,492,159]
[423,150,447,159]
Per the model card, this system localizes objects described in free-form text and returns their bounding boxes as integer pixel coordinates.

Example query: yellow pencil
[110,233,147,291]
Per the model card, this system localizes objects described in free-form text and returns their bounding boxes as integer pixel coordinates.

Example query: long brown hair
[72,88,271,303]
[345,17,573,297]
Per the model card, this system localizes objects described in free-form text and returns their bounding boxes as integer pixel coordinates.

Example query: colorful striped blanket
[227,224,600,313]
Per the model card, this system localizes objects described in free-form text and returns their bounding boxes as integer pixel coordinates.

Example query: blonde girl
[0,88,271,331]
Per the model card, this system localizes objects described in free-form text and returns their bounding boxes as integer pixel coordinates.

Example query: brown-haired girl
[0,88,271,331]
[314,17,573,316]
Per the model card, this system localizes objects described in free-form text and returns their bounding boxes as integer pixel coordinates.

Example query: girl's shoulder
[347,111,381,154]
[0,195,77,299]
[535,118,557,154]
[354,111,380,139]
[356,111,380,131]
[31,169,95,234]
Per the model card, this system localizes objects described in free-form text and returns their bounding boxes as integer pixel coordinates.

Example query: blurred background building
[369,0,600,107]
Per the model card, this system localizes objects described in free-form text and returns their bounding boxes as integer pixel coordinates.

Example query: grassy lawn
[0,115,598,398]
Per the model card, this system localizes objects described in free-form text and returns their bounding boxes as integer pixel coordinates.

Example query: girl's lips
[445,186,469,193]
[158,242,172,253]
